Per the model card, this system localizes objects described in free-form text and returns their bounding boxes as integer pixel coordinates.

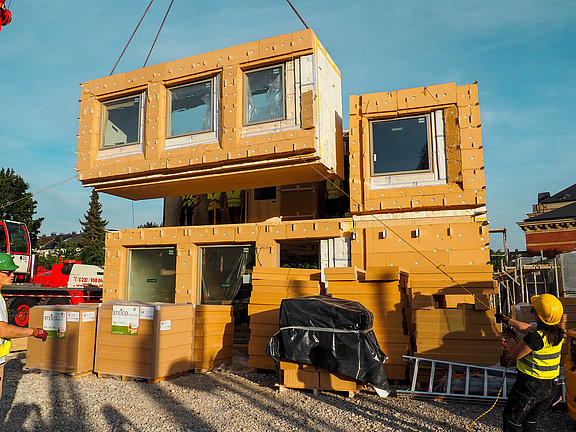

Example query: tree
[0,168,44,245]
[138,222,161,228]
[79,189,107,266]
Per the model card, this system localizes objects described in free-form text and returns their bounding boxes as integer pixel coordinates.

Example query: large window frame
[99,92,145,151]
[126,246,177,303]
[369,110,447,189]
[164,75,220,149]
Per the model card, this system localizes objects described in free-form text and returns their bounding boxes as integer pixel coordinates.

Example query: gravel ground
[0,352,572,432]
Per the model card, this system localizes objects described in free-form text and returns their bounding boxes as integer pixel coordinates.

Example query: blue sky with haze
[0,0,573,250]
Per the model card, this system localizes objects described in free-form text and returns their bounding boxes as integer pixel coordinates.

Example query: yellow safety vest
[517,330,562,379]
[207,192,221,211]
[226,191,242,208]
[0,296,12,357]
[182,195,195,207]
[326,179,343,199]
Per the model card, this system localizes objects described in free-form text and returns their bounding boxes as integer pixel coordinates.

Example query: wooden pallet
[275,383,361,398]
[97,370,190,383]
[25,368,93,379]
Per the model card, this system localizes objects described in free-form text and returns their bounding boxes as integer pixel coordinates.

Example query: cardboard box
[26,304,99,375]
[94,300,195,380]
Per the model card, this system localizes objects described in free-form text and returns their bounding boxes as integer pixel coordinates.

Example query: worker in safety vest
[496,294,564,432]
[207,192,223,224]
[325,178,344,218]
[0,253,47,399]
[225,190,243,224]
[179,194,200,226]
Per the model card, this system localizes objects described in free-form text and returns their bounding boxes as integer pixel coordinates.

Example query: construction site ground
[0,353,571,432]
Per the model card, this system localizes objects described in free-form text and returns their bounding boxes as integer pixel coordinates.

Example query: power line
[0,175,77,211]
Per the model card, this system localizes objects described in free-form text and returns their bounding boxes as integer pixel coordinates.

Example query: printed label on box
[160,320,171,331]
[43,311,66,339]
[82,311,96,322]
[67,311,80,322]
[111,305,140,335]
[140,306,154,320]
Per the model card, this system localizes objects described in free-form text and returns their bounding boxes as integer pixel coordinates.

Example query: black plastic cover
[266,295,389,386]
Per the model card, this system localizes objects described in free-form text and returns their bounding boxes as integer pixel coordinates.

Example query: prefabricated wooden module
[77,29,497,377]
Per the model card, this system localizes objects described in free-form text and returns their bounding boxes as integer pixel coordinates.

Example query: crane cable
[143,0,174,68]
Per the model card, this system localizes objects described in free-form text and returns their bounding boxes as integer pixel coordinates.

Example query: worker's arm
[505,317,536,334]
[0,321,34,339]
[506,337,532,360]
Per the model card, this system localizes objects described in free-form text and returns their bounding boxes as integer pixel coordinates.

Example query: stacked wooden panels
[248,267,322,370]
[94,301,195,381]
[409,265,500,366]
[26,304,99,376]
[194,304,234,370]
[561,297,576,356]
[324,266,411,380]
[280,361,363,394]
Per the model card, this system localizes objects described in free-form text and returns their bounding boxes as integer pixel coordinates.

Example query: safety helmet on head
[0,253,18,272]
[530,294,564,325]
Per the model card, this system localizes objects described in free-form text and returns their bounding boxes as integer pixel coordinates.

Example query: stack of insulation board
[248,267,322,370]
[280,361,363,393]
[194,304,234,370]
[561,297,576,356]
[94,301,195,381]
[324,266,411,380]
[409,265,500,366]
[26,304,99,376]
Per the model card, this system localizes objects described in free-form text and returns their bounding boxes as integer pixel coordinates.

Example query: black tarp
[266,295,389,386]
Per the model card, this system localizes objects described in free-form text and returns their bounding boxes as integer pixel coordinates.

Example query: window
[370,111,447,189]
[279,240,320,269]
[254,187,276,200]
[244,65,284,125]
[168,78,214,137]
[5,221,29,253]
[100,93,144,149]
[127,247,176,303]
[371,115,430,175]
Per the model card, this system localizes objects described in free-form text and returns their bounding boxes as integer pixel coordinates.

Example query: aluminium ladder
[397,355,517,403]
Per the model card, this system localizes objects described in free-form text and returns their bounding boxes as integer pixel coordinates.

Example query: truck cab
[0,220,33,281]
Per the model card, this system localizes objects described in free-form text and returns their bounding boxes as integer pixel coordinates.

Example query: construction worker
[225,190,243,224]
[496,294,564,432]
[179,194,200,226]
[325,178,344,218]
[0,253,47,400]
[207,192,222,224]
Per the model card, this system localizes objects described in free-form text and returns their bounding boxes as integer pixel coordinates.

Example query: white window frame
[98,92,145,160]
[164,75,220,150]
[369,110,447,190]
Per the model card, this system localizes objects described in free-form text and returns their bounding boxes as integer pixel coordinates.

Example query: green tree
[79,189,107,266]
[0,168,43,245]
[138,222,161,228]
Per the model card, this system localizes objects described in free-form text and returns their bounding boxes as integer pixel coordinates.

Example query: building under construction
[75,29,507,380]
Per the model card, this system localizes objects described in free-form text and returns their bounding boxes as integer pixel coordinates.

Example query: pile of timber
[248,267,322,370]
[561,297,576,356]
[409,265,501,366]
[324,266,411,381]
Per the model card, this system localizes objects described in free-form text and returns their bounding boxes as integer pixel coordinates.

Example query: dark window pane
[372,116,430,175]
[5,221,28,253]
[245,66,284,124]
[254,187,276,200]
[102,95,141,148]
[169,80,213,136]
[127,248,176,303]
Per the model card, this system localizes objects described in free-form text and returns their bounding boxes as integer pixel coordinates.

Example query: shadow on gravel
[102,405,144,432]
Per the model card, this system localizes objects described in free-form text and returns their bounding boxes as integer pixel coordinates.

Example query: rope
[110,0,155,75]
[284,0,309,29]
[143,0,174,68]
[0,175,77,211]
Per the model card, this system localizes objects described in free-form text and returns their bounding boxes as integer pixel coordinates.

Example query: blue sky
[0,0,574,250]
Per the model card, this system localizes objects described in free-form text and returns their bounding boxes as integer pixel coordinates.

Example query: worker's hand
[494,313,510,324]
[31,328,48,342]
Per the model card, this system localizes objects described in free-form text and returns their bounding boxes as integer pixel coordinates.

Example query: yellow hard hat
[531,294,564,325]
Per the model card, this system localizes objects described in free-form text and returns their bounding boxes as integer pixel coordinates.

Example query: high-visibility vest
[0,295,12,357]
[517,330,562,379]
[326,179,343,199]
[182,195,195,207]
[226,191,242,208]
[207,192,221,211]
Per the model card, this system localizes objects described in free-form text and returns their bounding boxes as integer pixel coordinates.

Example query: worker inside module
[0,253,47,399]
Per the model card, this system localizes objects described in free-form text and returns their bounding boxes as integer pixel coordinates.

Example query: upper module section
[76,29,343,200]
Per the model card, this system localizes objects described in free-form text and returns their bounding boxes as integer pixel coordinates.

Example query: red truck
[0,220,103,326]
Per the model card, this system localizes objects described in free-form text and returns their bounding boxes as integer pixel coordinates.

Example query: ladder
[397,356,517,403]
